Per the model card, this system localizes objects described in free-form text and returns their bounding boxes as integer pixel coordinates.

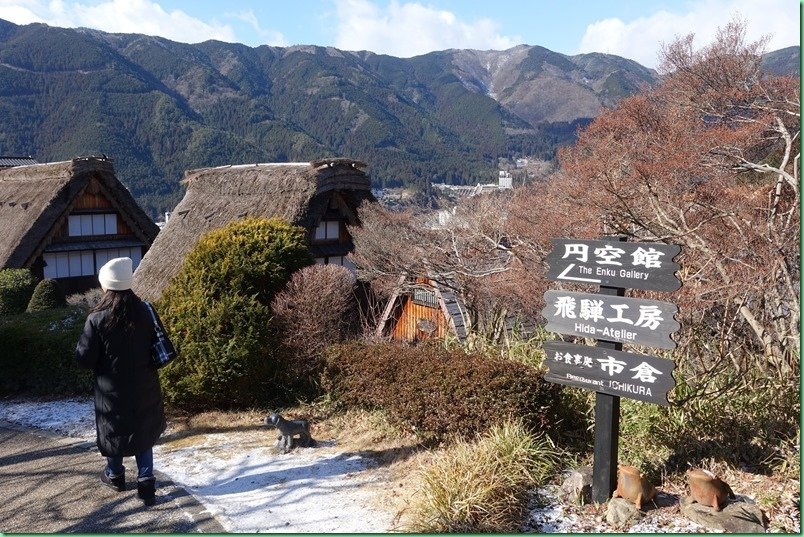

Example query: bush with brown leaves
[272,264,358,397]
[322,340,562,445]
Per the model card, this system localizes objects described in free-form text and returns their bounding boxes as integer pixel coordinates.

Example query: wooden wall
[73,189,113,210]
[390,297,450,342]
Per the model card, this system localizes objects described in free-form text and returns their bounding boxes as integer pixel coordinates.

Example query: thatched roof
[132,158,374,301]
[0,156,159,270]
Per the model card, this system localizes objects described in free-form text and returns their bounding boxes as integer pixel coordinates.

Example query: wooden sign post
[542,342,676,405]
[543,236,681,504]
[546,238,681,292]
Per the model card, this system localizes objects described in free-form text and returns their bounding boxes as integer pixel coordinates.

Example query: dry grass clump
[405,420,560,533]
[65,288,103,311]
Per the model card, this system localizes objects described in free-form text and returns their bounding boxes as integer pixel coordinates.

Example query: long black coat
[75,300,166,457]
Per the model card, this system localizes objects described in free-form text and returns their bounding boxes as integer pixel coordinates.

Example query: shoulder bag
[143,301,177,369]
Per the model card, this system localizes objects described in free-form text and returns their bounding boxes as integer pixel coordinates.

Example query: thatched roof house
[0,156,159,294]
[132,158,375,301]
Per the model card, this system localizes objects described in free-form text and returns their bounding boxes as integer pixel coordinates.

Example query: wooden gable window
[67,213,118,236]
[314,255,356,273]
[43,247,142,279]
[313,220,340,242]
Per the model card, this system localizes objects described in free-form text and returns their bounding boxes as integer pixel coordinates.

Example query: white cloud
[0,0,47,23]
[577,0,799,69]
[224,9,288,47]
[0,0,238,43]
[333,0,521,57]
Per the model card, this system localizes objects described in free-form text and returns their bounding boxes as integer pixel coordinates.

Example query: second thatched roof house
[0,156,159,294]
[132,158,375,301]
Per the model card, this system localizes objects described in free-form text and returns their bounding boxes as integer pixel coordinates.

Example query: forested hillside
[0,18,797,217]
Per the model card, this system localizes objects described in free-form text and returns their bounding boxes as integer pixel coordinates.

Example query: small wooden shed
[0,156,159,294]
[132,158,375,301]
[376,277,468,343]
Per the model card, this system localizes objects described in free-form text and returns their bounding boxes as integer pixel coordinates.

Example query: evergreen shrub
[0,307,92,395]
[26,278,66,312]
[0,269,37,315]
[157,217,313,410]
[322,341,562,444]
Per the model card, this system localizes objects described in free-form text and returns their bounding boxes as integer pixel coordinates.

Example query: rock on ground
[680,495,768,533]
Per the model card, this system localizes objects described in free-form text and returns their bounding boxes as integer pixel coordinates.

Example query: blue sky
[0,0,798,68]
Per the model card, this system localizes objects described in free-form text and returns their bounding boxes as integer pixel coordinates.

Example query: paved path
[0,421,224,533]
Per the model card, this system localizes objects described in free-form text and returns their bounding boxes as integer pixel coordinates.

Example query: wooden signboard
[543,341,675,406]
[542,290,680,349]
[541,236,682,504]
[546,238,681,292]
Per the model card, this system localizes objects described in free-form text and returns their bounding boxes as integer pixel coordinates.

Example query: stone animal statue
[611,464,657,510]
[686,469,735,511]
[264,413,316,453]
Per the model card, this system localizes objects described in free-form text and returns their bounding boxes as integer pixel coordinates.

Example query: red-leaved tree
[552,19,799,378]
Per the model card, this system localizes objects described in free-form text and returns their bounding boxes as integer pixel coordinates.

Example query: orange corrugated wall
[390,298,449,342]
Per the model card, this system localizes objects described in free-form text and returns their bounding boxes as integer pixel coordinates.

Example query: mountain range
[0,19,798,217]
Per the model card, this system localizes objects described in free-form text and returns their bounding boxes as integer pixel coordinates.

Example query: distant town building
[498,170,513,188]
[432,170,513,198]
[156,212,171,230]
[0,156,38,168]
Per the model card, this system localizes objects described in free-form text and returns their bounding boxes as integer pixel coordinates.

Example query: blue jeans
[106,448,154,480]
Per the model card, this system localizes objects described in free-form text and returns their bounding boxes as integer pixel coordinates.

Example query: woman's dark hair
[91,289,140,331]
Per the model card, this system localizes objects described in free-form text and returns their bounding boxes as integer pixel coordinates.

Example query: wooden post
[592,236,625,504]
[592,291,623,503]
[592,392,620,503]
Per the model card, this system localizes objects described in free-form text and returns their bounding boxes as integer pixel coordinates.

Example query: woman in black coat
[75,257,166,506]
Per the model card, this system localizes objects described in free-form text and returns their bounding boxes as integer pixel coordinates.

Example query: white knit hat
[98,257,133,291]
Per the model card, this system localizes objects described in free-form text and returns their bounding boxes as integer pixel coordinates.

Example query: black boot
[101,468,126,492]
[137,477,156,506]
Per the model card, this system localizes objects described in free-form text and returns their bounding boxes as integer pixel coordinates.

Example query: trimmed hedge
[0,307,92,395]
[0,269,37,315]
[322,341,562,444]
[26,278,66,312]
